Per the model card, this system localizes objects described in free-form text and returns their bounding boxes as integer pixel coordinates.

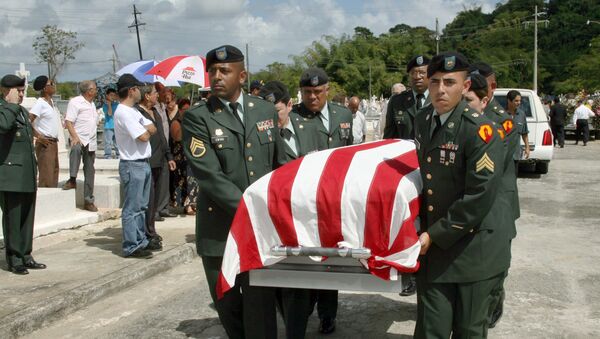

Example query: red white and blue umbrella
[116,60,180,87]
[146,55,209,87]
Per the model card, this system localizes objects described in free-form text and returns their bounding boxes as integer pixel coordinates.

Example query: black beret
[33,75,49,91]
[427,51,470,78]
[0,74,25,88]
[117,74,144,91]
[471,62,494,77]
[258,80,290,104]
[299,67,329,87]
[250,80,263,90]
[205,45,244,70]
[406,55,430,73]
[469,73,488,92]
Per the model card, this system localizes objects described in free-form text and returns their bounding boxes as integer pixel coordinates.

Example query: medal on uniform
[267,129,273,142]
[440,150,446,164]
[449,151,456,164]
[215,129,223,136]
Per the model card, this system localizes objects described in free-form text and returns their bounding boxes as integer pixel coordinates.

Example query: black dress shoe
[489,302,504,328]
[10,265,29,275]
[159,211,177,218]
[24,260,47,269]
[128,248,153,259]
[319,317,336,334]
[399,279,417,296]
[146,238,163,251]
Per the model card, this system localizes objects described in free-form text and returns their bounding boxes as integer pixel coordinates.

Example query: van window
[494,94,533,118]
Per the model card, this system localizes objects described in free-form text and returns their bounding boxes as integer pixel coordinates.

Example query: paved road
[25,142,600,338]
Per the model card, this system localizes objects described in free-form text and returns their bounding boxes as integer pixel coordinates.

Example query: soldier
[472,62,520,329]
[384,55,430,140]
[413,52,510,338]
[288,67,353,335]
[182,45,285,339]
[0,74,46,275]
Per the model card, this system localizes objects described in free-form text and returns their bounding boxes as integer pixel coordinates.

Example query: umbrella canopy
[117,60,181,87]
[146,55,209,87]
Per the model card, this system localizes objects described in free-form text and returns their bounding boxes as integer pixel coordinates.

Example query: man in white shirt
[63,80,99,212]
[114,74,158,258]
[30,75,61,188]
[348,96,367,144]
[572,99,596,146]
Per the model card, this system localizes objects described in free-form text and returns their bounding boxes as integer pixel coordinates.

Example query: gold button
[427,189,433,195]
[426,173,432,180]
[249,171,254,176]
[208,207,213,212]
[428,205,434,212]
[248,156,253,162]
[246,142,252,148]
[445,161,449,166]
[328,137,333,142]
[217,144,223,149]
[427,156,432,163]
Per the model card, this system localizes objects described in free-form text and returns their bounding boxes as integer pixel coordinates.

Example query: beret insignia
[311,76,319,86]
[216,47,227,61]
[416,56,424,65]
[444,56,456,71]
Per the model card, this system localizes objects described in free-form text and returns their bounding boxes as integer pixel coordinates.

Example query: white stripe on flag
[221,233,240,289]
[388,169,422,249]
[291,149,336,247]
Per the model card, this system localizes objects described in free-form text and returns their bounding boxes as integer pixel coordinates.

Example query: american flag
[217,139,422,298]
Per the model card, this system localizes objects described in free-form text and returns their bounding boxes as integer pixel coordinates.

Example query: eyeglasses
[46,81,55,87]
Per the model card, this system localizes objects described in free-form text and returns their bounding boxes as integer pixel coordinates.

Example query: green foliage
[56,82,77,100]
[32,25,84,82]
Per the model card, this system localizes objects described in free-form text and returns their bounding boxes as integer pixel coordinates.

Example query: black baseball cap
[117,74,144,91]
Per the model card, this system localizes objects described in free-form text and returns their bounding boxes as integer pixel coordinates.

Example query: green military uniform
[281,112,322,162]
[383,89,430,139]
[0,97,38,269]
[293,101,354,149]
[413,98,511,338]
[182,92,286,339]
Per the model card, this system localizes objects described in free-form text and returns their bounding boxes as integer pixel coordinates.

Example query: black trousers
[0,191,36,267]
[575,119,590,144]
[145,166,162,238]
[551,124,564,147]
[202,256,277,339]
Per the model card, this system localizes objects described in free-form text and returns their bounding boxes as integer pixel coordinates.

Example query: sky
[0,0,500,82]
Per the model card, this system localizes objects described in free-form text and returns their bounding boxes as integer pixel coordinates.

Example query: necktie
[280,128,293,141]
[229,102,243,126]
[416,93,425,110]
[432,114,442,138]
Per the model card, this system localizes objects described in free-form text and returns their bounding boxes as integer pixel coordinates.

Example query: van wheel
[536,161,549,174]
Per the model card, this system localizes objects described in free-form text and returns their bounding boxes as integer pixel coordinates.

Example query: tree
[32,25,84,81]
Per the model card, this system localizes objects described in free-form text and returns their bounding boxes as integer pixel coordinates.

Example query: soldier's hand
[419,232,432,255]
[168,160,176,171]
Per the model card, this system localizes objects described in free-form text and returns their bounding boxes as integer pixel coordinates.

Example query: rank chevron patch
[475,152,494,173]
[190,137,206,158]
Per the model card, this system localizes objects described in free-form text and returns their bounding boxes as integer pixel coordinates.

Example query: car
[494,88,554,174]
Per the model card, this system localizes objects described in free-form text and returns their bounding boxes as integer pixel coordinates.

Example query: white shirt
[572,104,595,124]
[30,97,61,138]
[413,90,429,109]
[281,118,298,156]
[219,95,245,123]
[319,103,330,132]
[65,95,99,151]
[154,102,170,140]
[352,110,367,144]
[114,104,152,160]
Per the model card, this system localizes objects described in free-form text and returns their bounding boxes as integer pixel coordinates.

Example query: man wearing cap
[0,74,46,275]
[412,52,510,338]
[113,74,157,259]
[289,67,353,335]
[30,75,61,188]
[63,80,99,212]
[249,79,263,97]
[471,62,520,329]
[384,55,430,141]
[182,45,285,339]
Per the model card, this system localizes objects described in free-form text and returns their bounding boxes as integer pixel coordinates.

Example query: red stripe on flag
[364,149,419,258]
[388,196,420,254]
[268,158,303,246]
[216,271,231,299]
[316,140,398,248]
[230,198,263,272]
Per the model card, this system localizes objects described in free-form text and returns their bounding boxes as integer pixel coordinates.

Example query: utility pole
[128,4,145,60]
[435,18,440,54]
[246,43,250,93]
[533,5,538,93]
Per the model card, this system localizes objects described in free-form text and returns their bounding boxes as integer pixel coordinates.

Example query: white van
[493,88,554,174]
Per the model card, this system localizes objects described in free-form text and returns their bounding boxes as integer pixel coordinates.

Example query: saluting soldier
[0,74,46,275]
[413,52,510,338]
[287,67,353,336]
[384,55,430,140]
[182,45,286,339]
[472,62,520,329]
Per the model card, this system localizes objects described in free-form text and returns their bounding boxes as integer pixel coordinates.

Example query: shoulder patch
[477,123,494,143]
[497,128,505,139]
[502,119,514,134]
[189,137,206,158]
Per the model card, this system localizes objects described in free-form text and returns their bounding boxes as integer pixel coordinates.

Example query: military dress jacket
[182,94,286,256]
[484,98,520,228]
[282,111,322,162]
[293,102,353,149]
[383,90,430,140]
[414,100,510,283]
[0,99,37,192]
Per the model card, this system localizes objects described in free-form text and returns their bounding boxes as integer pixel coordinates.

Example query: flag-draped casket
[217,139,423,298]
